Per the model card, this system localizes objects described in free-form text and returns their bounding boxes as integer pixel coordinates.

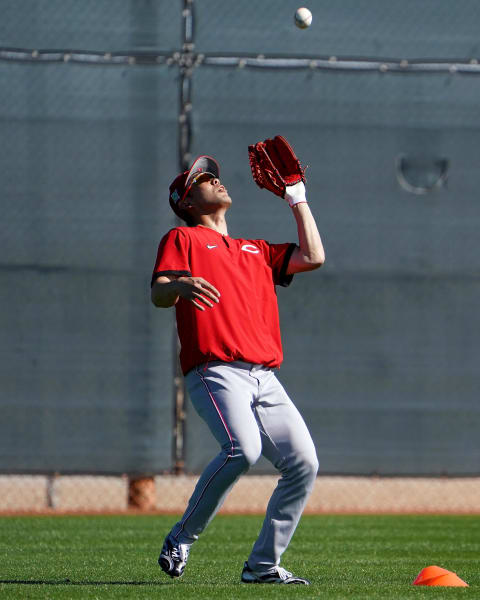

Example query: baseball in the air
[294,7,312,29]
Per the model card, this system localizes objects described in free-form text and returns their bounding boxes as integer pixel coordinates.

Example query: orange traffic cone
[413,565,468,587]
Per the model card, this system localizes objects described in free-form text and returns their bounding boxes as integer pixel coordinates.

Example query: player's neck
[195,213,228,236]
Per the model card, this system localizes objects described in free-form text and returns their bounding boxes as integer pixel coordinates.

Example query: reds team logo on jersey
[241,244,260,254]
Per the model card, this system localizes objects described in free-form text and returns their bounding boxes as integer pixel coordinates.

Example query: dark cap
[169,155,220,208]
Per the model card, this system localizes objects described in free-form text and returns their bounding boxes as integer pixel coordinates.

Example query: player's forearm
[151,280,179,308]
[291,203,325,268]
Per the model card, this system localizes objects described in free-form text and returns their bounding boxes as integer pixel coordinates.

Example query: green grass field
[0,514,478,599]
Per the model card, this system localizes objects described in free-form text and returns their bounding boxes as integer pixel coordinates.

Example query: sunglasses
[191,172,216,186]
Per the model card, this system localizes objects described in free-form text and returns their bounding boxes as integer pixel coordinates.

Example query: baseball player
[151,138,325,585]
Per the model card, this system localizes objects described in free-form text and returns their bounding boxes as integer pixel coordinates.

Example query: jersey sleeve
[258,241,297,287]
[151,228,192,287]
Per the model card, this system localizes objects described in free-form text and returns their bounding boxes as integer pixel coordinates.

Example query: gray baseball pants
[170,361,318,570]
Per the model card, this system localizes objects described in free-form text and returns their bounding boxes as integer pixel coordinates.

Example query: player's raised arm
[286,190,325,274]
[248,135,325,274]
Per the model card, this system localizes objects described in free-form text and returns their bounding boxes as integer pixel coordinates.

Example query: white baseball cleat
[158,534,191,578]
[241,561,310,584]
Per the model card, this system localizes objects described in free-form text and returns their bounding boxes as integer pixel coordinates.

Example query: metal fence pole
[171,0,195,475]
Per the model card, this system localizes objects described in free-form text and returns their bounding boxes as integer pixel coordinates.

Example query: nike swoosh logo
[206,244,217,249]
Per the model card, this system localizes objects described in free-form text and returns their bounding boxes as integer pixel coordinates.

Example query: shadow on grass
[0,580,170,586]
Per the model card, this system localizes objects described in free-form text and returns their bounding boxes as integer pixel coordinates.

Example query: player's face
[188,173,232,209]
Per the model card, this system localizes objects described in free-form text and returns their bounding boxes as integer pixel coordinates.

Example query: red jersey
[151,225,296,375]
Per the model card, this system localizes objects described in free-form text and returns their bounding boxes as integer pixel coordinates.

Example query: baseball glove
[248,135,306,199]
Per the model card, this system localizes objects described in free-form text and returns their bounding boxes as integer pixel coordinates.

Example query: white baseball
[294,7,312,29]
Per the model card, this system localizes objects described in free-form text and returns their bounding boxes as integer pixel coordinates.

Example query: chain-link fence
[2,475,480,514]
[1,0,480,513]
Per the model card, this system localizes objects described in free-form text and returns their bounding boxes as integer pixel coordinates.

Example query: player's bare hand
[175,277,221,311]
